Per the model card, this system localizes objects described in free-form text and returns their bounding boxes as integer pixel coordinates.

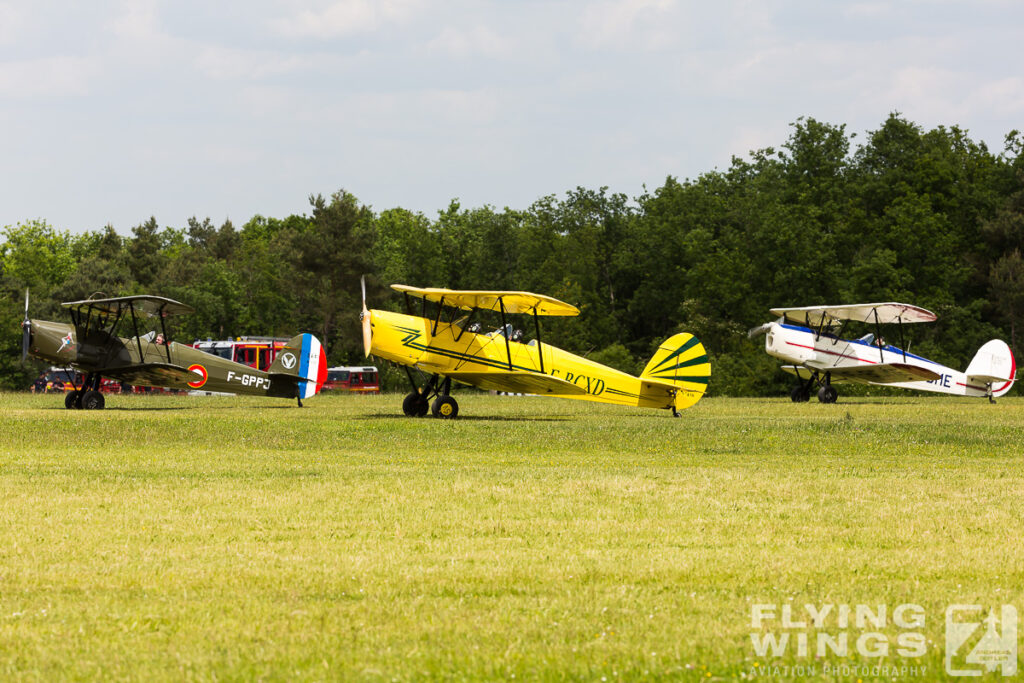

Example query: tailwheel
[402,391,429,417]
[431,396,459,419]
[80,390,105,410]
[790,385,811,403]
[817,385,838,404]
[65,391,80,410]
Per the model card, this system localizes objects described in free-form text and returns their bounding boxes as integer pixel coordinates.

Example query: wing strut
[498,297,513,370]
[872,307,883,362]
[454,308,476,343]
[432,296,445,336]
[129,302,144,360]
[158,302,172,364]
[532,306,544,374]
[897,315,907,361]
[831,319,848,346]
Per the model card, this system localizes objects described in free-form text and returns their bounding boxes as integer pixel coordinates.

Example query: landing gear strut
[66,372,106,410]
[402,371,458,418]
[790,370,838,404]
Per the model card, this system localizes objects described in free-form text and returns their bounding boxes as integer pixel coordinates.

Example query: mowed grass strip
[0,392,1021,680]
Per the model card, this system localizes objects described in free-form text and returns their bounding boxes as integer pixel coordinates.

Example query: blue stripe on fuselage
[298,333,311,384]
[778,323,941,366]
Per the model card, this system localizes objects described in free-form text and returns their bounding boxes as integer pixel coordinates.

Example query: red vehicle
[32,367,126,394]
[192,336,289,371]
[324,366,380,393]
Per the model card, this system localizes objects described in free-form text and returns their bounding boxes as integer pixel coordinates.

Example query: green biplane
[21,292,327,409]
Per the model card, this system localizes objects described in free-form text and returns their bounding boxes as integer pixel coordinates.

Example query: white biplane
[749,302,1016,403]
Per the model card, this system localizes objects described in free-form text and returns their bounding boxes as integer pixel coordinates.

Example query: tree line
[2,114,1022,395]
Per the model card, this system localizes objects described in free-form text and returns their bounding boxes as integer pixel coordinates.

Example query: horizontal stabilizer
[441,370,588,395]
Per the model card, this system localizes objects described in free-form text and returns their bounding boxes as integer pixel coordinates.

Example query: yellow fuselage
[368,309,681,410]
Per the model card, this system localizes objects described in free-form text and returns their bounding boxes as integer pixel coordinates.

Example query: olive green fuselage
[27,319,294,397]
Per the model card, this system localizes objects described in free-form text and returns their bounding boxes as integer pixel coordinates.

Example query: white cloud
[577,0,676,49]
[332,88,503,130]
[0,2,27,46]
[425,24,515,59]
[107,0,163,42]
[969,77,1024,118]
[193,46,318,81]
[272,0,423,38]
[0,56,100,99]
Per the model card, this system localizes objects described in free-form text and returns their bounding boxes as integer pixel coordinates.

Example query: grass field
[1,392,1021,680]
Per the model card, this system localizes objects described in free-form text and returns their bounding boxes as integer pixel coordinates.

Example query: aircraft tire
[790,385,810,403]
[81,390,105,410]
[431,396,459,419]
[817,385,838,404]
[65,391,80,410]
[402,391,428,417]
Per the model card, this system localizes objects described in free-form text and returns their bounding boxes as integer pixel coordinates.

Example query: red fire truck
[324,366,380,393]
[191,336,289,371]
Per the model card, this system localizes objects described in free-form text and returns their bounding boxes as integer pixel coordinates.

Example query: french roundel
[187,363,208,388]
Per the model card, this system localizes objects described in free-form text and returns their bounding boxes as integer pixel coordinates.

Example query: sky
[2,0,1023,233]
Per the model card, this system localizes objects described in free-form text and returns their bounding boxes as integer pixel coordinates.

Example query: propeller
[21,288,31,363]
[747,322,772,339]
[360,275,372,358]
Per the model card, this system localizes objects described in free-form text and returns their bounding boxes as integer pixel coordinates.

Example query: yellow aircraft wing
[391,285,579,316]
[440,370,588,395]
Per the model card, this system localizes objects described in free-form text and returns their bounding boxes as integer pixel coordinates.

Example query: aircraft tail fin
[640,332,711,411]
[965,339,1016,398]
[268,333,328,399]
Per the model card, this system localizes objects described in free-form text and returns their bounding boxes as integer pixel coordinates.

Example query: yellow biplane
[359,279,711,418]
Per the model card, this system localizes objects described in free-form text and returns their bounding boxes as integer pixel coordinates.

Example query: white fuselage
[764,322,987,397]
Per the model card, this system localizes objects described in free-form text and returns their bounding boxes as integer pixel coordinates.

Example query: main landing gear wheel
[402,391,429,417]
[80,390,105,410]
[790,385,811,403]
[431,396,459,419]
[65,391,80,410]
[817,385,838,404]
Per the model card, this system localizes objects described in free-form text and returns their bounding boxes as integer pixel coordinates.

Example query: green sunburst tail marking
[641,332,711,411]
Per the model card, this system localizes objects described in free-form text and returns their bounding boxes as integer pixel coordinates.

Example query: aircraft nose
[361,308,373,358]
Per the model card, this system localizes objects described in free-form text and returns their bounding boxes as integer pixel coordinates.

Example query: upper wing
[62,295,194,318]
[99,362,200,386]
[769,302,936,327]
[391,285,579,316]
[441,370,588,395]
[794,362,941,384]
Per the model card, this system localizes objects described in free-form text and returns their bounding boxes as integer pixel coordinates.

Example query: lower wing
[98,363,198,387]
[441,370,588,395]
[786,362,941,384]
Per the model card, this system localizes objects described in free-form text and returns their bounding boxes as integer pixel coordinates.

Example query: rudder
[269,333,328,399]
[641,332,711,411]
[965,339,1016,398]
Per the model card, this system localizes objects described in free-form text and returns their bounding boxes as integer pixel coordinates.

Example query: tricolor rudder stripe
[297,333,328,399]
[641,332,711,410]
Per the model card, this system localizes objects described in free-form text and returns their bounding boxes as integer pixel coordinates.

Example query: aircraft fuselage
[763,322,987,397]
[368,309,700,410]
